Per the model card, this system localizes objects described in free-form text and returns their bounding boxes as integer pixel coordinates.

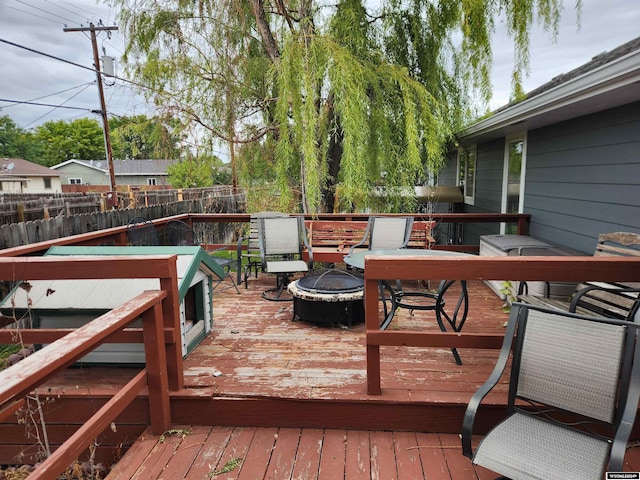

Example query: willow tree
[113,0,571,213]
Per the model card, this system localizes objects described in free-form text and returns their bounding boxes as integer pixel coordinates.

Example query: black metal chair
[127,217,159,246]
[167,220,239,293]
[462,303,640,480]
[258,216,313,301]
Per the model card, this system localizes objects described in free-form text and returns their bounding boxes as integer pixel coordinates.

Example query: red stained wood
[317,429,346,480]
[393,431,424,480]
[345,429,370,480]
[369,430,397,480]
[181,426,234,479]
[263,427,299,480]
[290,428,323,480]
[156,425,211,480]
[211,427,255,480]
[236,427,277,480]
[30,371,147,480]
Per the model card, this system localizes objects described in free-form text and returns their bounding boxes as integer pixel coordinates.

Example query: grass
[0,343,23,370]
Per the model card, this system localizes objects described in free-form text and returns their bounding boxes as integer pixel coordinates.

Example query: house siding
[453,101,640,253]
[55,164,108,186]
[460,139,504,245]
[524,101,640,253]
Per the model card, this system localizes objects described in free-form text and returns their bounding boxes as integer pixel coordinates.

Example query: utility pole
[64,23,119,207]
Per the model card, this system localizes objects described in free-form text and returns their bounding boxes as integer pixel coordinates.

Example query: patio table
[343,249,469,364]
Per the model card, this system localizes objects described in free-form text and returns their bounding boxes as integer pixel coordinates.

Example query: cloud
[1,0,639,129]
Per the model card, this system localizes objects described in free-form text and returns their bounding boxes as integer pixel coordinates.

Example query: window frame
[501,133,528,234]
[69,178,82,185]
[457,145,477,205]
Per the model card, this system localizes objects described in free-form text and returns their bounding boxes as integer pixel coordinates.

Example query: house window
[458,146,476,205]
[44,178,52,189]
[147,178,157,186]
[502,135,527,234]
[69,178,82,185]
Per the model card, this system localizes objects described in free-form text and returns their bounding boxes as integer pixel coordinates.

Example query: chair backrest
[368,216,414,250]
[127,217,159,246]
[167,220,200,246]
[244,212,289,252]
[510,304,640,428]
[259,216,305,257]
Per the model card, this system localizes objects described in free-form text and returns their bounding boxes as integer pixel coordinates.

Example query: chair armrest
[300,222,314,267]
[609,328,640,471]
[461,304,521,458]
[570,283,640,320]
[348,222,372,255]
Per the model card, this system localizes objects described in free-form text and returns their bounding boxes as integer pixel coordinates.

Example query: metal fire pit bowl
[288,269,364,327]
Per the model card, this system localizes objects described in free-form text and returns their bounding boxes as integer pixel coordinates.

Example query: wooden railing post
[365,276,382,395]
[160,274,184,391]
[142,301,171,434]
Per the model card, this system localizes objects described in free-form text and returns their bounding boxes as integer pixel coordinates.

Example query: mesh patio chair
[347,216,415,255]
[127,217,159,246]
[167,219,239,293]
[258,216,313,301]
[462,303,640,480]
[236,212,289,288]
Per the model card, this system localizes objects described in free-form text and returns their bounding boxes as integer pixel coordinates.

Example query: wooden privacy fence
[0,194,245,250]
[0,187,244,225]
[363,255,640,394]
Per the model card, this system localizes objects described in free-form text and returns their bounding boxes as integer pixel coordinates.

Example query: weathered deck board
[112,425,640,479]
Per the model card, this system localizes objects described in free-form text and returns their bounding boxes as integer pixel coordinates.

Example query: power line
[4,4,62,25]
[0,83,94,109]
[12,0,74,24]
[0,37,152,93]
[0,98,92,111]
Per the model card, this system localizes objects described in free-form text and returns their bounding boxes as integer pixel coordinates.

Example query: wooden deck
[106,426,498,479]
[13,272,640,478]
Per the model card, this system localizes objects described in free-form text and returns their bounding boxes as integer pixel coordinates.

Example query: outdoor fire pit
[287,269,364,327]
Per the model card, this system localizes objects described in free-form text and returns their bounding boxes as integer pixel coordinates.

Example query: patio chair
[258,216,313,301]
[347,216,415,255]
[127,217,159,246]
[167,219,200,246]
[236,211,289,288]
[462,303,640,480]
[167,219,239,293]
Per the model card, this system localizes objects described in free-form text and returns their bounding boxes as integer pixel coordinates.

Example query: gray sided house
[443,36,640,254]
[51,159,178,188]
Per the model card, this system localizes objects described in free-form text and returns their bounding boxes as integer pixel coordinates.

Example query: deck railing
[0,212,531,258]
[0,255,182,480]
[363,255,640,394]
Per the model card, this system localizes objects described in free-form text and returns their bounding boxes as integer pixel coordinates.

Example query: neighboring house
[0,158,62,193]
[441,35,640,254]
[51,159,178,188]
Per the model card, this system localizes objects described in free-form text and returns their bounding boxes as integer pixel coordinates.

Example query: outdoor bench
[518,232,640,321]
[304,219,436,264]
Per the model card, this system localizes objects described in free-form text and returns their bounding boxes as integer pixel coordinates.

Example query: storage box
[479,235,578,301]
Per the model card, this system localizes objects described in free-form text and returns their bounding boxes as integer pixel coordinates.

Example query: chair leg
[262,273,293,301]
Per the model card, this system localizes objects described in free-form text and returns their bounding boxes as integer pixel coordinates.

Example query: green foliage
[32,118,105,166]
[0,116,36,160]
[167,156,227,188]
[113,0,571,213]
[110,115,182,159]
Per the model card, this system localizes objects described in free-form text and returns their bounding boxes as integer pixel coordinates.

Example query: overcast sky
[1,0,639,130]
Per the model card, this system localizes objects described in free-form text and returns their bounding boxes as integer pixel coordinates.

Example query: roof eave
[459,49,640,142]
